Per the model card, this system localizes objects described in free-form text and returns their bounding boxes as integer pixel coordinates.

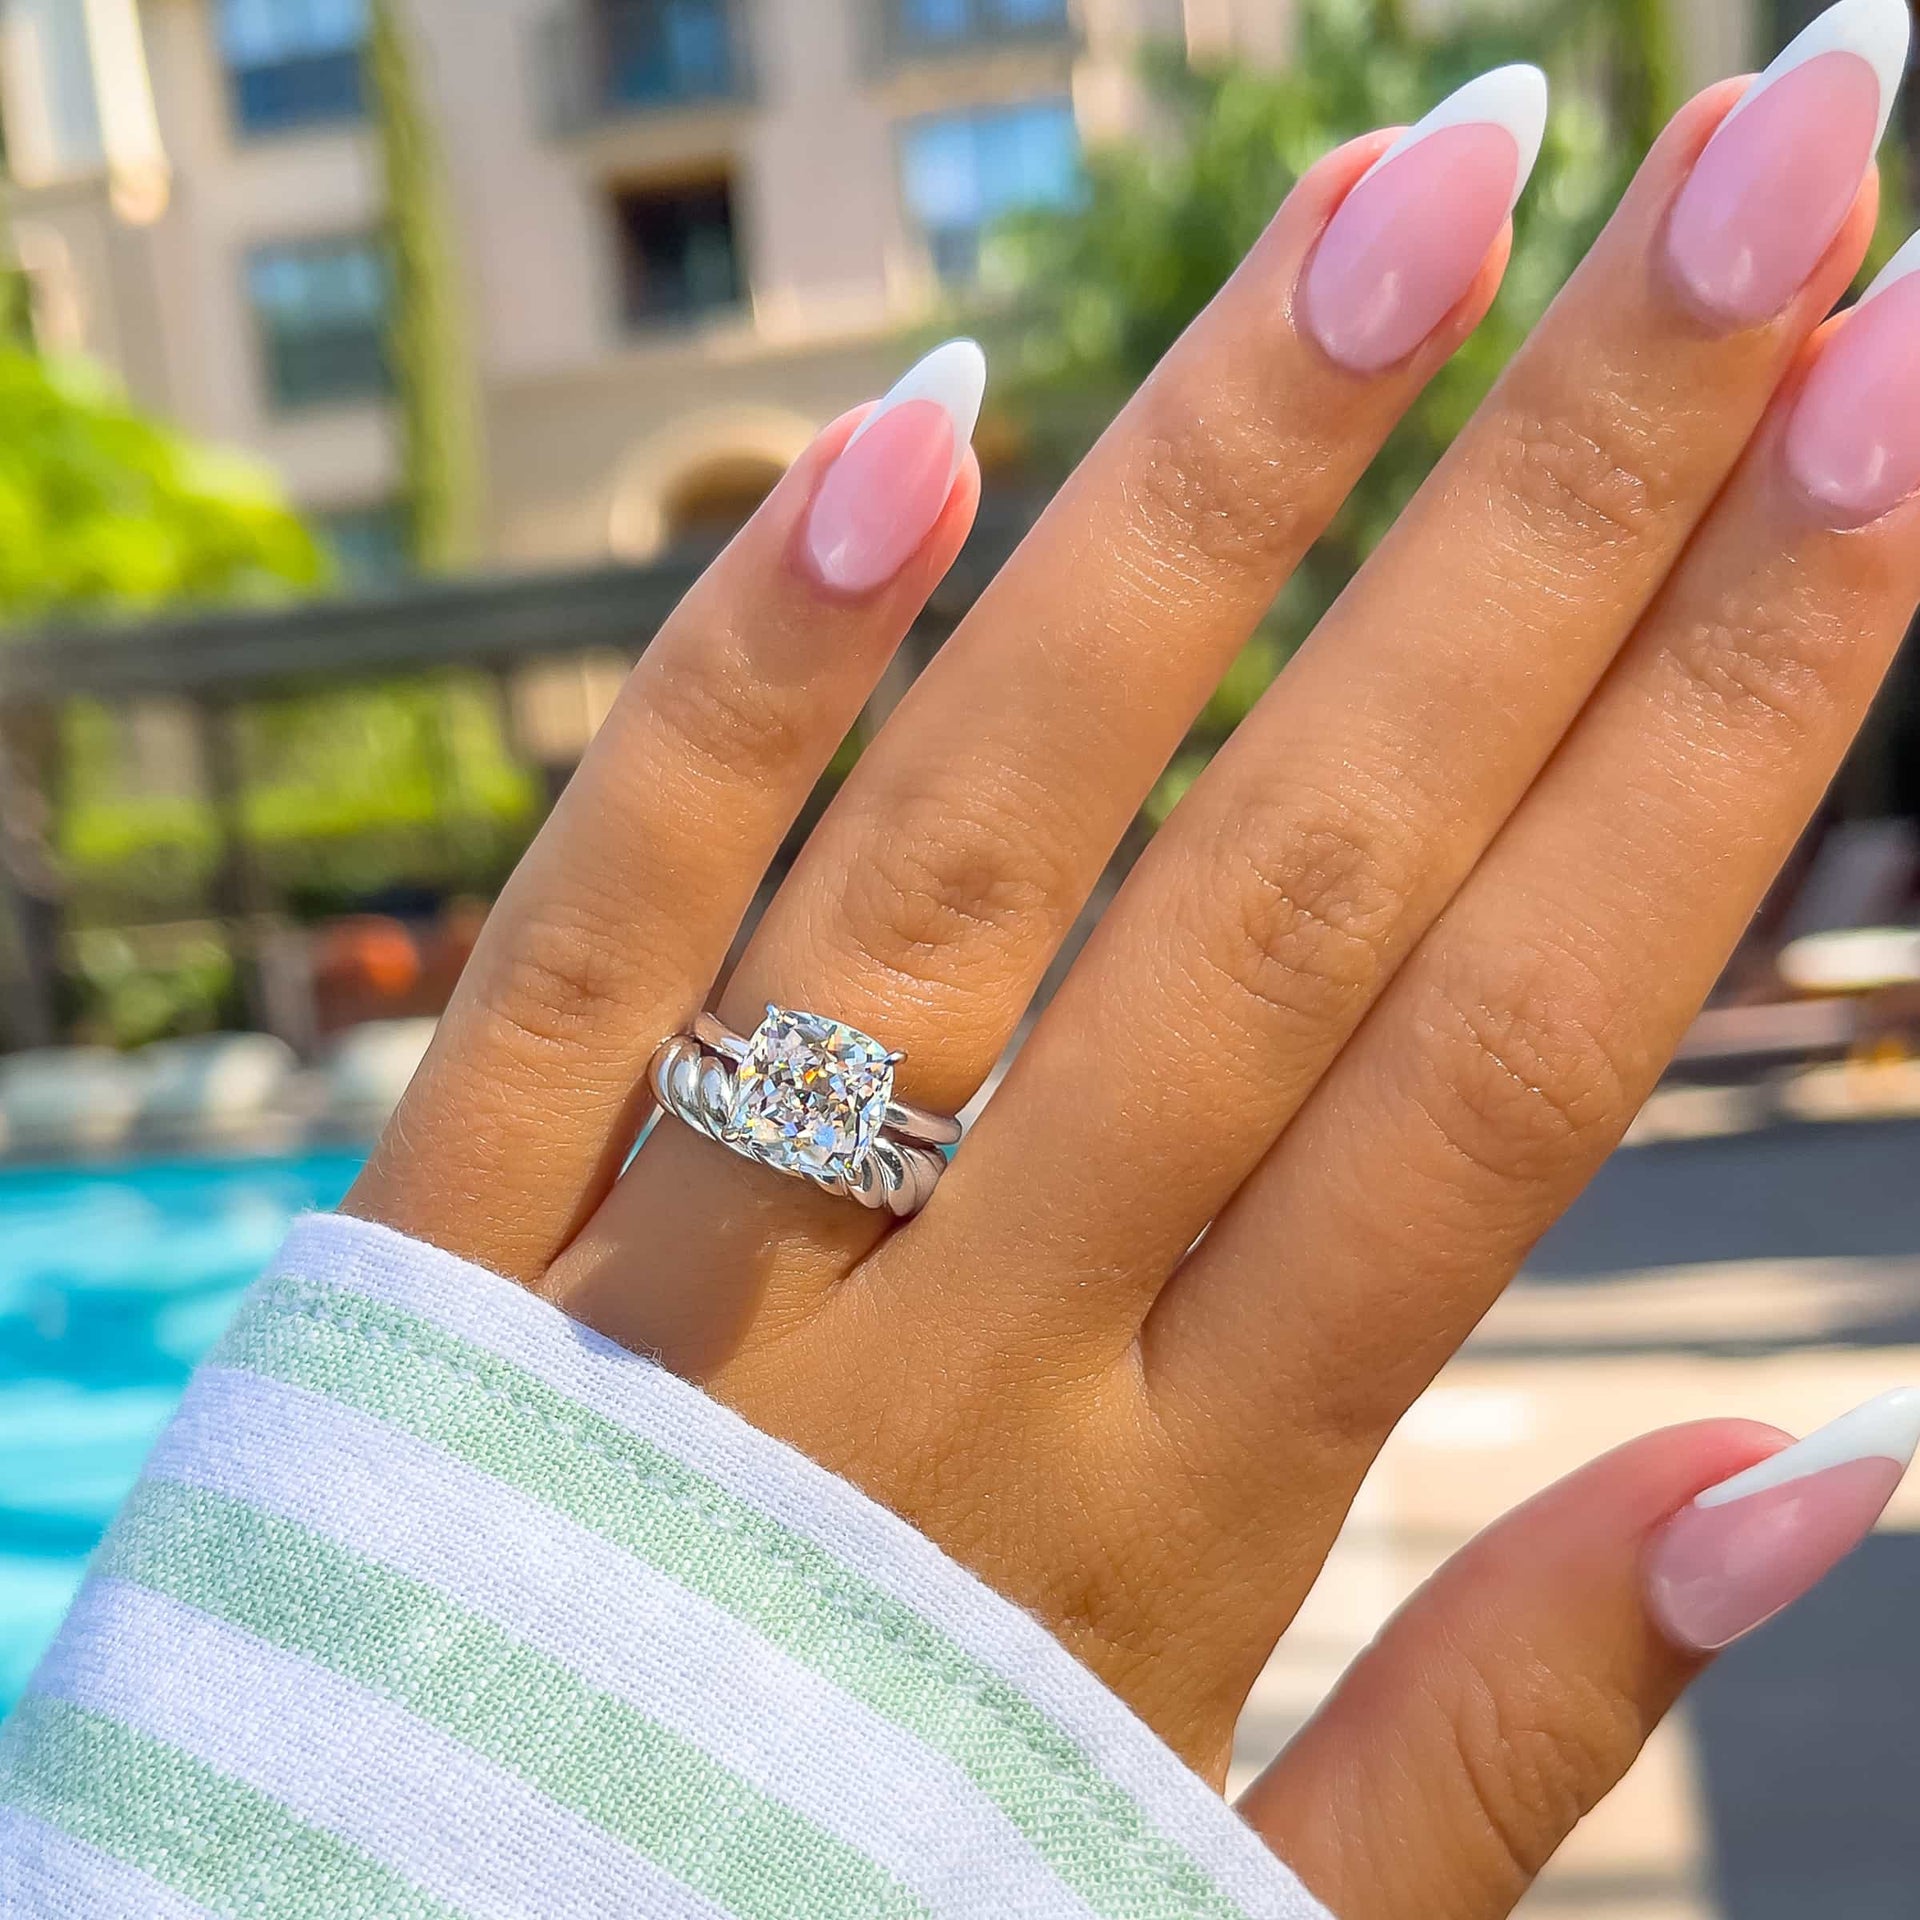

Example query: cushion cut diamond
[723,1007,897,1181]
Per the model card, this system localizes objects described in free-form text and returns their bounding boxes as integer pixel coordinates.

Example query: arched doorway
[659,452,788,557]
[606,407,818,560]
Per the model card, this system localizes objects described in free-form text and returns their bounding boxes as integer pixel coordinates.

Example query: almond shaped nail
[1785,228,1920,526]
[1665,0,1910,329]
[839,338,986,493]
[803,339,986,596]
[1647,1388,1920,1652]
[1301,64,1549,376]
[1717,0,1909,150]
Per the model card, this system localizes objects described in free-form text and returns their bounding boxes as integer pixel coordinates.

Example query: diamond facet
[723,1007,897,1181]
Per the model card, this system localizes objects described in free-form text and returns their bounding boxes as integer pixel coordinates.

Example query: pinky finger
[1239,1394,1920,1920]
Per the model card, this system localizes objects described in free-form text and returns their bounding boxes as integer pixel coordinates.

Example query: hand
[346,19,1920,1915]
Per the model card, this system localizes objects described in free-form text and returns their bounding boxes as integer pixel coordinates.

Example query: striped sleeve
[0,1211,1333,1920]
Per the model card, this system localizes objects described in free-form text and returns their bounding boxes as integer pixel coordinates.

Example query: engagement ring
[649,1006,960,1216]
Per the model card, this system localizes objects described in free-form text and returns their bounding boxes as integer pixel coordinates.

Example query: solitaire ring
[648,1006,961,1217]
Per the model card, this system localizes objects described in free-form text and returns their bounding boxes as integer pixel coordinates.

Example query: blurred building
[0,0,1256,575]
[0,0,1811,578]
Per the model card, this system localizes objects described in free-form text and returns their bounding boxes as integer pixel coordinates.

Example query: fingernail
[801,339,986,595]
[1665,0,1909,329]
[1785,231,1920,525]
[1647,1388,1920,1652]
[1301,64,1548,375]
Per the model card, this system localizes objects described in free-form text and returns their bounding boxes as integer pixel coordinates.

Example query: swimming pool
[0,1149,364,1710]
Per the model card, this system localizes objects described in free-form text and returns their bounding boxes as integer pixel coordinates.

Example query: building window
[247,236,391,409]
[900,97,1080,283]
[319,501,411,582]
[219,0,367,136]
[890,0,1070,55]
[611,178,743,328]
[596,0,739,110]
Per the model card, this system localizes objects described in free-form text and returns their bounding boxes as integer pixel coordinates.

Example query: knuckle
[830,772,1072,994]
[639,645,814,785]
[1485,394,1670,558]
[1654,586,1847,744]
[1407,938,1631,1188]
[1125,377,1316,577]
[477,891,657,1058]
[1186,783,1409,1039]
[1439,1663,1640,1895]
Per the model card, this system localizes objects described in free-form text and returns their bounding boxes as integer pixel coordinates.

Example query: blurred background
[1,0,1918,1912]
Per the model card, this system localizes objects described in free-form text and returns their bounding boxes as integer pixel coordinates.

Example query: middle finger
[916,20,1894,1358]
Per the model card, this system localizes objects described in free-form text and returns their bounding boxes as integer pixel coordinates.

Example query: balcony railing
[536,0,751,135]
[880,0,1074,62]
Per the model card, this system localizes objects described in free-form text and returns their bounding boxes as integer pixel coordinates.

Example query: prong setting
[721,1006,898,1183]
[649,1007,954,1215]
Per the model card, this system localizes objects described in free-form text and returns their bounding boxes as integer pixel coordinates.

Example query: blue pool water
[0,1149,364,1710]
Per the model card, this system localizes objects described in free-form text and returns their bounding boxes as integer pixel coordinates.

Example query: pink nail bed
[1303,126,1521,374]
[1647,1456,1903,1651]
[1301,66,1547,376]
[1663,0,1912,331]
[802,400,957,597]
[1645,1388,1920,1653]
[800,339,985,597]
[1665,53,1881,328]
[1784,263,1920,525]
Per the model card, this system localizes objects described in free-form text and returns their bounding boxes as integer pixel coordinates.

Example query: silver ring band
[649,1005,957,1217]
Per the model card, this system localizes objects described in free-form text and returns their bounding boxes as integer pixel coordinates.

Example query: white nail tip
[1359,65,1550,216]
[1694,1387,1920,1509]
[1720,0,1910,150]
[1862,228,1920,301]
[844,338,987,489]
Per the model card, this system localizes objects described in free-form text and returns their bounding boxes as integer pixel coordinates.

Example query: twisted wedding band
[648,1005,959,1217]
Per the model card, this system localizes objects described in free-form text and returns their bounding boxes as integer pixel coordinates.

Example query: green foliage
[58,679,539,923]
[0,265,29,350]
[68,923,235,1050]
[368,0,483,572]
[0,350,323,619]
[0,166,38,351]
[0,12,500,1045]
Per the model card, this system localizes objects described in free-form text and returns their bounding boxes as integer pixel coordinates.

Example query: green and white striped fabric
[0,1213,1332,1920]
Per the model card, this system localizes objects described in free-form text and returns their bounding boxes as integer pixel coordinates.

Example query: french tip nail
[1475,64,1551,209]
[846,339,987,488]
[1362,63,1550,211]
[1695,1388,1920,1510]
[1731,0,1911,148]
[1647,1381,1920,1654]
[910,337,990,431]
[803,340,984,592]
